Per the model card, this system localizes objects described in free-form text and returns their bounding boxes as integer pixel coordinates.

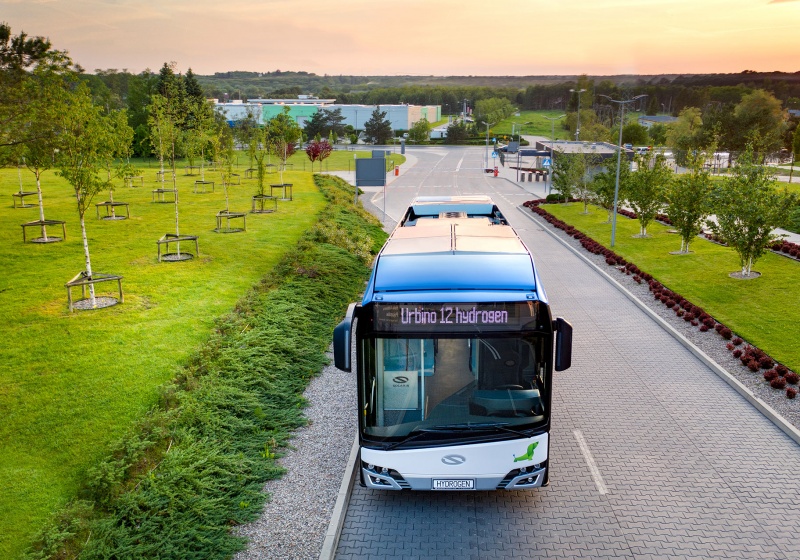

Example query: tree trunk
[78,206,96,307]
[35,170,49,241]
[171,137,181,255]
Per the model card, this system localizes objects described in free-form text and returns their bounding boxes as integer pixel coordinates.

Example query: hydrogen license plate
[432,479,475,490]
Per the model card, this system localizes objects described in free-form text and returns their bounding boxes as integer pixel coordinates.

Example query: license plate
[432,479,475,490]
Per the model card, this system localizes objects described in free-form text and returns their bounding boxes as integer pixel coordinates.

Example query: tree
[183,67,204,102]
[665,153,712,253]
[790,129,800,183]
[55,83,131,307]
[707,145,798,277]
[266,107,301,182]
[731,89,786,156]
[408,118,431,145]
[621,123,649,146]
[627,152,672,237]
[181,96,216,180]
[247,124,274,205]
[148,93,179,183]
[303,108,346,140]
[590,154,631,223]
[305,138,333,172]
[445,121,469,144]
[571,151,599,213]
[15,59,72,241]
[0,23,71,154]
[215,124,236,212]
[666,107,703,166]
[363,107,392,144]
[648,123,668,146]
[550,151,582,202]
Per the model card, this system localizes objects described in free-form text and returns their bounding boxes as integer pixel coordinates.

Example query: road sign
[491,151,498,159]
[542,157,552,167]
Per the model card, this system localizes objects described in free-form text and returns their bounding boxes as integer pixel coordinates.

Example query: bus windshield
[359,335,549,443]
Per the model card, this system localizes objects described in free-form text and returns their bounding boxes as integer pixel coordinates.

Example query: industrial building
[214,97,441,132]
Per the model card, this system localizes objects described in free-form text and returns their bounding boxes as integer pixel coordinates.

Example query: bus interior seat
[478,339,522,390]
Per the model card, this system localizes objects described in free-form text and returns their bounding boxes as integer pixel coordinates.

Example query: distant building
[637,115,678,129]
[213,98,441,132]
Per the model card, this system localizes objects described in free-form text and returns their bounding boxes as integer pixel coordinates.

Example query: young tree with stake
[56,83,132,307]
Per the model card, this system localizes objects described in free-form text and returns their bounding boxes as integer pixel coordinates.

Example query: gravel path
[233,353,357,560]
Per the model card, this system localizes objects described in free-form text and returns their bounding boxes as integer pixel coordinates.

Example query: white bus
[334,196,572,490]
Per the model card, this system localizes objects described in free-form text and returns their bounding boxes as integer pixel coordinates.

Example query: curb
[518,206,800,448]
[318,434,359,560]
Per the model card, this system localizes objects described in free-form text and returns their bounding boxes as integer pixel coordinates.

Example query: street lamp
[542,114,566,195]
[485,122,490,170]
[598,94,648,247]
[569,88,586,141]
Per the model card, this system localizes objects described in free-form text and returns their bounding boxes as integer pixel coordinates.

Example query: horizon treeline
[84,69,800,117]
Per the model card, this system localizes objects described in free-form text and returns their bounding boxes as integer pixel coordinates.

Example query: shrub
[732,337,743,346]
[788,388,797,399]
[771,377,787,389]
[758,356,774,370]
[747,360,760,372]
[720,327,733,340]
[733,349,743,359]
[699,325,709,332]
[776,364,789,376]
[785,372,799,385]
[714,324,724,333]
[764,370,779,381]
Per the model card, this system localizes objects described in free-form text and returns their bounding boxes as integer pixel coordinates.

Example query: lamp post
[542,114,566,195]
[598,94,647,247]
[485,122,490,170]
[569,88,586,141]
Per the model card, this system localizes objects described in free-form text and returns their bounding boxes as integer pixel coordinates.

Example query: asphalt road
[333,146,800,560]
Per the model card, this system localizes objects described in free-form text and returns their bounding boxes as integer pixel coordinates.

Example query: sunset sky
[2,0,799,77]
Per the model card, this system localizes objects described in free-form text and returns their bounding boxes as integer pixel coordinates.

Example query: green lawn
[493,110,574,140]
[0,159,328,558]
[542,203,800,374]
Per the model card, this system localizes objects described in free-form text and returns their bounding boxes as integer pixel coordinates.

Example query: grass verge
[24,174,386,559]
[1,161,330,558]
[532,201,800,374]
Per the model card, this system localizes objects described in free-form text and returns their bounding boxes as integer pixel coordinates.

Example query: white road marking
[573,430,609,495]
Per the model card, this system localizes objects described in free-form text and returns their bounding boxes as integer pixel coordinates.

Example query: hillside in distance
[197,70,800,100]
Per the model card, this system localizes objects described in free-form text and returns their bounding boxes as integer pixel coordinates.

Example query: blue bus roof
[363,197,545,304]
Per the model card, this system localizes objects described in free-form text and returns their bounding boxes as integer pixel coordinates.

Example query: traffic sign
[542,157,552,167]
[491,151,498,159]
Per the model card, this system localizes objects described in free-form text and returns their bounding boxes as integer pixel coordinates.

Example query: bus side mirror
[333,303,356,372]
[554,317,573,371]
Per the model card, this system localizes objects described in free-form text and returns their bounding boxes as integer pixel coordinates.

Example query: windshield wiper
[431,422,531,437]
[383,427,444,451]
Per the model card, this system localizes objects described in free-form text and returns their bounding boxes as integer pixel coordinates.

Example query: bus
[333,195,572,491]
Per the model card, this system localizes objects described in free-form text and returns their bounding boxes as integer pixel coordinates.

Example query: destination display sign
[372,302,539,333]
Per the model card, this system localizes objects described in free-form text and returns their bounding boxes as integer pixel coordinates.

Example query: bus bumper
[361,462,547,491]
